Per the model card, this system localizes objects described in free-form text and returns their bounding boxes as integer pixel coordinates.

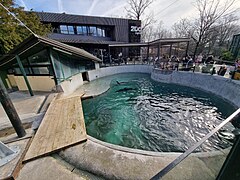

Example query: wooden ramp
[24,95,87,162]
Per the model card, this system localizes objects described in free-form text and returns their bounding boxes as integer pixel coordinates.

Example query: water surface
[82,73,236,152]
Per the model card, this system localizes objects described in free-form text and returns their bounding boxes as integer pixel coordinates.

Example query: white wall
[59,73,84,95]
[14,76,55,92]
[88,65,153,81]
[151,69,240,107]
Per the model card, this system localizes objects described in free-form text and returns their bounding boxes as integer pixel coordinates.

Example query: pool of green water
[82,73,236,152]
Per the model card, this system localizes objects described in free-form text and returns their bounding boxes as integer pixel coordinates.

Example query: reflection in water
[82,73,236,152]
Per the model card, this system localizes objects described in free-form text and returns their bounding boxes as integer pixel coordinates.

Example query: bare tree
[216,14,239,47]
[154,21,172,39]
[192,0,237,59]
[141,24,155,42]
[142,21,172,42]
[172,18,194,38]
[125,0,154,20]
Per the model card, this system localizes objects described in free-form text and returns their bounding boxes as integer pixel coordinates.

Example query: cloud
[16,0,29,10]
[87,0,100,15]
[58,0,63,12]
[19,0,240,29]
[102,1,127,16]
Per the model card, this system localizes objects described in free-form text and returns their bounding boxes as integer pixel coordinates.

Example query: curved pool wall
[151,69,240,107]
[59,65,240,108]
[58,65,152,95]
[87,65,153,81]
[59,66,240,179]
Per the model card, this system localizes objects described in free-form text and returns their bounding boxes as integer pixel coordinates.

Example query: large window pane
[102,28,105,37]
[82,26,87,35]
[60,25,68,34]
[32,67,50,75]
[97,27,102,37]
[68,26,74,34]
[28,49,50,65]
[77,26,83,35]
[14,67,31,75]
[89,26,97,36]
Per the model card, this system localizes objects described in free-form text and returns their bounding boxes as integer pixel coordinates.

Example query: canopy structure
[108,37,191,61]
[0,35,102,94]
[108,37,191,48]
[0,34,102,69]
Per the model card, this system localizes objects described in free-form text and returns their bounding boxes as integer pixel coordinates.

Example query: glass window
[77,26,83,35]
[82,26,87,35]
[102,28,105,37]
[68,26,74,34]
[21,59,29,66]
[14,67,31,75]
[28,50,50,65]
[32,67,50,75]
[89,26,97,36]
[60,25,68,34]
[97,27,102,37]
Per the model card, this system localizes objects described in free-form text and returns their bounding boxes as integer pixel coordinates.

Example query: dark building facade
[36,12,141,60]
[229,34,240,59]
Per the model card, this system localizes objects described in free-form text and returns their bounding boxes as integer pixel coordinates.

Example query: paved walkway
[0,91,46,130]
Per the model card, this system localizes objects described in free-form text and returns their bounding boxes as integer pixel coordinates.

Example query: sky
[15,0,240,29]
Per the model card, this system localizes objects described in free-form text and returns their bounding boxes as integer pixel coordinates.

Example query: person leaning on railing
[231,58,240,80]
[235,59,240,71]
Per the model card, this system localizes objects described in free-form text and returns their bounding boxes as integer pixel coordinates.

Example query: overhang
[0,34,102,68]
[108,38,191,48]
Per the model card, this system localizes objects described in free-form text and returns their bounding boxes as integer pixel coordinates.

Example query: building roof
[109,42,148,47]
[109,38,191,47]
[36,11,139,25]
[0,35,102,68]
[48,33,125,45]
[149,37,191,45]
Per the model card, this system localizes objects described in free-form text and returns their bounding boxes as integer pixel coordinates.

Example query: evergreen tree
[0,0,51,55]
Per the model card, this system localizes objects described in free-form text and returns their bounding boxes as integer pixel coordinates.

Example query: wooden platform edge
[1,137,32,180]
[23,138,87,164]
[22,94,86,163]
[12,137,33,179]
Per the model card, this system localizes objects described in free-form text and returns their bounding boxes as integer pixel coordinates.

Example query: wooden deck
[24,95,87,162]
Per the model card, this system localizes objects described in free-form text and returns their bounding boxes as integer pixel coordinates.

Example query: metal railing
[151,108,240,180]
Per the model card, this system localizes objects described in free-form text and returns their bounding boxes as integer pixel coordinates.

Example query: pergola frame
[108,37,191,62]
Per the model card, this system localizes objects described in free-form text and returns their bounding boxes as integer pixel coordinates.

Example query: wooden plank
[0,138,30,180]
[23,95,87,162]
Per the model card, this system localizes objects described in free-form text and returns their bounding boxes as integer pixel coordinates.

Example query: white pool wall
[151,69,240,107]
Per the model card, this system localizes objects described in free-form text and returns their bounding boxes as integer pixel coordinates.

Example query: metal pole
[15,55,34,96]
[0,78,26,137]
[108,45,111,65]
[157,43,160,60]
[48,48,58,85]
[185,41,189,58]
[169,44,172,57]
[147,45,149,64]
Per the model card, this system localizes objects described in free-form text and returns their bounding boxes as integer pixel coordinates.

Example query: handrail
[151,108,240,180]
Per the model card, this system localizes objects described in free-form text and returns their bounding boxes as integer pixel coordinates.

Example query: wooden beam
[0,78,26,137]
[48,48,58,85]
[15,55,34,96]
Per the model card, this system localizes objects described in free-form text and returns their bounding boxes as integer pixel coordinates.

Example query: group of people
[235,59,240,71]
[154,55,180,70]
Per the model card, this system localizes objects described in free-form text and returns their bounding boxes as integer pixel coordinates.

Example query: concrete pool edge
[60,67,238,179]
[71,65,240,107]
[151,69,240,108]
[87,135,230,157]
[59,135,229,179]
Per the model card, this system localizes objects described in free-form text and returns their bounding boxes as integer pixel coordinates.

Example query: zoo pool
[82,73,236,152]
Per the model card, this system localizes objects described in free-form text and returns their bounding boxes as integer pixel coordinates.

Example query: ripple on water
[82,73,236,152]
